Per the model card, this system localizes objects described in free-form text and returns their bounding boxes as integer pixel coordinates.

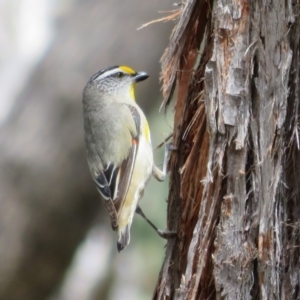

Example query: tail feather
[117,225,131,252]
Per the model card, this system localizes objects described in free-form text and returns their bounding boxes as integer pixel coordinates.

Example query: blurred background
[0,0,174,299]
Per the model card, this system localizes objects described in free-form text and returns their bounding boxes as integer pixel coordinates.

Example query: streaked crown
[85,65,148,95]
[89,65,135,82]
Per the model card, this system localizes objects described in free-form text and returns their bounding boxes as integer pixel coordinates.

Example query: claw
[157,229,177,239]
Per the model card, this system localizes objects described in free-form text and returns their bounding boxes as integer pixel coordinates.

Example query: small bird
[82,65,170,251]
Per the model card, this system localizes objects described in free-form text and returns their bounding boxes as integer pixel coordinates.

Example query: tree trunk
[154,0,300,299]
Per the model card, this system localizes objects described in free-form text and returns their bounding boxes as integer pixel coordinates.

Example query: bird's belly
[117,138,153,228]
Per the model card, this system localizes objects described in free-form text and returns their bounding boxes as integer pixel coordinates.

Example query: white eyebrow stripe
[94,68,121,81]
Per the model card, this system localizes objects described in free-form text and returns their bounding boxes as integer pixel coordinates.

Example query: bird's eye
[115,72,124,78]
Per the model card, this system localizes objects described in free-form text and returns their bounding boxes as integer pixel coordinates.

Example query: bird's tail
[117,224,131,252]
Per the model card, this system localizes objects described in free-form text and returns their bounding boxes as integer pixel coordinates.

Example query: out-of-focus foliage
[0,0,174,299]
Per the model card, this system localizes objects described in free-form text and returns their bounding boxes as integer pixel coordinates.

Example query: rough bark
[154,0,300,299]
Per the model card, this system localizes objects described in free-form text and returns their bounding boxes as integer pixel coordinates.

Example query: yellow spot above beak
[119,65,136,75]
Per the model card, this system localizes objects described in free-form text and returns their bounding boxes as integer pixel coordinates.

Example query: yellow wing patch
[143,121,151,142]
[119,66,136,75]
[130,83,136,101]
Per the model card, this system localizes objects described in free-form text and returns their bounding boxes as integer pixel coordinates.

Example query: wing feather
[94,165,119,199]
[114,138,138,211]
[113,105,141,212]
[94,104,141,216]
[93,171,118,229]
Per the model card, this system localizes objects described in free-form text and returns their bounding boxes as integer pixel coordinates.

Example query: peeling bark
[154,0,300,299]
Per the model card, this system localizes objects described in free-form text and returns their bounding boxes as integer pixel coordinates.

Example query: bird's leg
[143,141,177,238]
[135,205,176,239]
[152,142,176,182]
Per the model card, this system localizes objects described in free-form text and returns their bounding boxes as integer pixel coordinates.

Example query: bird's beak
[134,71,149,82]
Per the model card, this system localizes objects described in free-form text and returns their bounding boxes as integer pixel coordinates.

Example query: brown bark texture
[154,0,300,299]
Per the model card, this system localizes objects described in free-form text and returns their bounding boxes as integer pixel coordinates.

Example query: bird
[82,65,171,252]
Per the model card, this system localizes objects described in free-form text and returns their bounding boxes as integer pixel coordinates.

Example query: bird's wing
[94,104,140,217]
[94,168,119,229]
